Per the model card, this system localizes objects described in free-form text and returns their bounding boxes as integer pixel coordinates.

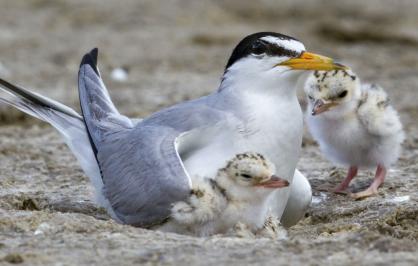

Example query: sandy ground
[0,0,417,265]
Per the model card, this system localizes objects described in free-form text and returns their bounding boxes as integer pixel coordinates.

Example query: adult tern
[0,32,345,227]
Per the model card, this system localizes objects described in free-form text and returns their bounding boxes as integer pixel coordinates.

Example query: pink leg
[351,164,386,199]
[334,166,358,193]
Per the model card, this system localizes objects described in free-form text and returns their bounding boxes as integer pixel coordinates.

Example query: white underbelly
[308,116,372,166]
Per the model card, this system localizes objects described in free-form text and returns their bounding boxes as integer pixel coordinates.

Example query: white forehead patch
[260,36,306,53]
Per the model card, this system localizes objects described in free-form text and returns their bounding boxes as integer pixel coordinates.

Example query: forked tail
[0,77,107,207]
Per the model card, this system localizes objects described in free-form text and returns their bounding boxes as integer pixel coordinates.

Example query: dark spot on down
[378,99,390,108]
[192,189,205,198]
[321,72,328,82]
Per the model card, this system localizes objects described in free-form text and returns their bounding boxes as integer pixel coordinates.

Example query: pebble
[386,195,410,203]
[312,192,328,204]
[34,222,53,235]
[110,67,128,82]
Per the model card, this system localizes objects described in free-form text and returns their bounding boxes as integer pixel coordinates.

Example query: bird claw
[349,188,378,200]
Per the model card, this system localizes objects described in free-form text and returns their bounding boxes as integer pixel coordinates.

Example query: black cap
[225,32,301,70]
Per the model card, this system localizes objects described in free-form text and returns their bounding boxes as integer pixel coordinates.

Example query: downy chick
[158,152,289,237]
[304,69,405,199]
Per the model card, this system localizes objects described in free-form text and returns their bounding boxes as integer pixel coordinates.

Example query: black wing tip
[80,47,100,76]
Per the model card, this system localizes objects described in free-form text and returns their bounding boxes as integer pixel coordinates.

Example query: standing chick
[157,152,289,237]
[304,69,405,199]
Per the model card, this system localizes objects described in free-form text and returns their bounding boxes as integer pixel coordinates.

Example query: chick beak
[257,175,290,189]
[311,99,337,115]
[278,52,347,71]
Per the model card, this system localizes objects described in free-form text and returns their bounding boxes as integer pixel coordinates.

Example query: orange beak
[278,52,347,71]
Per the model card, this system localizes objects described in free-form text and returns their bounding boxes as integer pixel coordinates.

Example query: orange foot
[350,164,386,200]
[350,187,378,200]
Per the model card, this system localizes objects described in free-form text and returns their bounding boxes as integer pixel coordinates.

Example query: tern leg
[350,164,386,199]
[333,166,358,194]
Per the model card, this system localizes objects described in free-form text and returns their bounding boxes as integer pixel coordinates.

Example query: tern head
[304,69,362,117]
[216,152,289,202]
[221,32,346,94]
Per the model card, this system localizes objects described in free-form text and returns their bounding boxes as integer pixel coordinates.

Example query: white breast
[183,93,303,218]
[184,94,303,179]
[306,113,396,168]
[240,94,303,180]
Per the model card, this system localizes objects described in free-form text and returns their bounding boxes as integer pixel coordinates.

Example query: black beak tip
[334,62,347,69]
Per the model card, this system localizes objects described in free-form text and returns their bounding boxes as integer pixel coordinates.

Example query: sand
[0,0,417,265]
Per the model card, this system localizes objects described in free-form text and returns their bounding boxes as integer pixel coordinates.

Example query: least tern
[304,69,405,199]
[0,32,344,227]
[159,152,289,237]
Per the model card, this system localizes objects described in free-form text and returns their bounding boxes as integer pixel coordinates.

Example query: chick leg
[350,164,386,199]
[334,166,358,193]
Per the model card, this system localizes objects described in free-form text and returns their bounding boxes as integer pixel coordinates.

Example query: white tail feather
[0,85,114,214]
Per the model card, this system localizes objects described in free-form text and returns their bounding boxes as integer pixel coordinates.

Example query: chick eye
[338,90,348,98]
[251,41,266,55]
[241,174,252,179]
[308,95,315,101]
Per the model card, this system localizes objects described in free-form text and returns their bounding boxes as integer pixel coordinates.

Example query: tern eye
[338,90,348,98]
[251,41,266,55]
[241,174,252,179]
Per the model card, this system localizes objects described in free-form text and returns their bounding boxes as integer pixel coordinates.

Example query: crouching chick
[157,152,289,238]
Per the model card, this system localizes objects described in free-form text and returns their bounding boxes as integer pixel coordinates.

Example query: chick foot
[350,164,386,200]
[316,166,357,194]
[333,166,358,194]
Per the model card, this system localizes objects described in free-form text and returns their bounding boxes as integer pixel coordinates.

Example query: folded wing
[78,49,192,227]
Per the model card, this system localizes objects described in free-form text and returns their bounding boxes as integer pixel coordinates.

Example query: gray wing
[78,49,213,227]
[98,125,192,227]
[142,95,231,132]
[78,48,134,156]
